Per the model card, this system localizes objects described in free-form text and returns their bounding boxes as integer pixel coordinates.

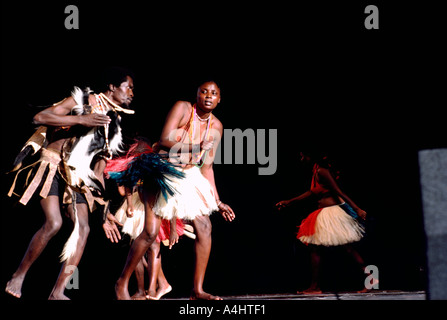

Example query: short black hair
[98,66,135,92]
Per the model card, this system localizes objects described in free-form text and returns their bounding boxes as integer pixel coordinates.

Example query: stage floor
[166,290,426,300]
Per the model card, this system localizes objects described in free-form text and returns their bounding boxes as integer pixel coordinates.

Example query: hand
[218,202,235,222]
[80,113,111,127]
[357,209,367,220]
[103,213,123,243]
[200,136,214,151]
[276,200,291,211]
[169,231,179,249]
[126,205,134,218]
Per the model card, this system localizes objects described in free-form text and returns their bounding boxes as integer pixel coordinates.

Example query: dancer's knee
[194,217,212,239]
[139,227,158,244]
[78,223,90,239]
[43,217,63,236]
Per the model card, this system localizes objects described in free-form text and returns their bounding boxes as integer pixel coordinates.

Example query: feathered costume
[150,104,219,221]
[113,192,196,245]
[107,104,219,223]
[105,139,196,243]
[8,87,134,262]
[104,139,186,200]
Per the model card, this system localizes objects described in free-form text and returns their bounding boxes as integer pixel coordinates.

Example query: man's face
[196,82,221,112]
[111,76,134,107]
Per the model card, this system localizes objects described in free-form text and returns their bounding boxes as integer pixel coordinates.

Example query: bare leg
[49,203,89,300]
[131,257,147,300]
[190,215,222,300]
[5,196,63,298]
[154,259,172,299]
[146,243,172,300]
[115,188,160,300]
[146,240,161,299]
[344,244,379,292]
[299,245,322,294]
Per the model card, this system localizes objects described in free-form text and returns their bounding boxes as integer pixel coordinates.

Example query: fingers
[94,114,111,125]
[109,214,124,227]
[219,203,235,222]
[83,114,111,127]
[112,226,122,242]
[103,225,116,243]
[201,138,215,151]
[275,201,288,210]
[169,236,179,249]
[103,222,122,243]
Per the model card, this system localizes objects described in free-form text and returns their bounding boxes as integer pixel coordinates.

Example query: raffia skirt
[297,203,364,246]
[153,166,218,221]
[114,192,195,244]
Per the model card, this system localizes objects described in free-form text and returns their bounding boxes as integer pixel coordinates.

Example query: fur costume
[8,87,134,262]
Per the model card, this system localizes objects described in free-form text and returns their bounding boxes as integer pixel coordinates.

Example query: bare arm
[318,168,367,219]
[276,190,313,210]
[200,121,235,222]
[157,101,213,153]
[33,96,111,127]
[168,217,179,249]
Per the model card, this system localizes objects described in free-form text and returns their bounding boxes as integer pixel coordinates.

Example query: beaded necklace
[189,104,212,167]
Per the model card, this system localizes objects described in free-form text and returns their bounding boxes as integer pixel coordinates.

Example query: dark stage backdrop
[1,1,443,301]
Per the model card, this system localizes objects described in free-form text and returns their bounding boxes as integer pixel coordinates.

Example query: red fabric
[296,208,323,240]
[104,140,153,177]
[156,219,185,242]
[104,155,137,176]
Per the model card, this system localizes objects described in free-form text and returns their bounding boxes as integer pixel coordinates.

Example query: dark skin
[276,152,372,294]
[115,82,235,300]
[5,77,133,299]
[277,153,367,218]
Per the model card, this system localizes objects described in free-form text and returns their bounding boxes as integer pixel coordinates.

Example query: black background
[1,0,444,306]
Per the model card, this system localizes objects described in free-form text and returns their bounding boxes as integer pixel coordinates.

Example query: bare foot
[147,285,172,300]
[115,280,131,300]
[48,292,70,300]
[131,291,147,300]
[357,278,379,293]
[5,276,25,298]
[297,287,323,295]
[190,290,223,300]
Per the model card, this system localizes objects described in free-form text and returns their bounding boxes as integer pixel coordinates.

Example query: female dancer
[114,81,235,300]
[276,150,376,294]
[105,138,194,300]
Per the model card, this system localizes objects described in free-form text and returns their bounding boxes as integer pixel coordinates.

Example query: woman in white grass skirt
[276,150,378,294]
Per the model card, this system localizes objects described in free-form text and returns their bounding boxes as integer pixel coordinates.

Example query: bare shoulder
[50,96,77,114]
[164,100,193,128]
[211,114,223,132]
[175,100,191,110]
[171,100,192,117]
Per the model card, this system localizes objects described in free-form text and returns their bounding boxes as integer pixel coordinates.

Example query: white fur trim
[60,209,80,262]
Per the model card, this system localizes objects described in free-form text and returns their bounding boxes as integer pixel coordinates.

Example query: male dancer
[115,81,235,300]
[5,67,134,299]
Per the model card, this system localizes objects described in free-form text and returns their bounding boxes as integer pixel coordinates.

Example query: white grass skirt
[153,166,218,221]
[115,192,145,240]
[297,204,365,246]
